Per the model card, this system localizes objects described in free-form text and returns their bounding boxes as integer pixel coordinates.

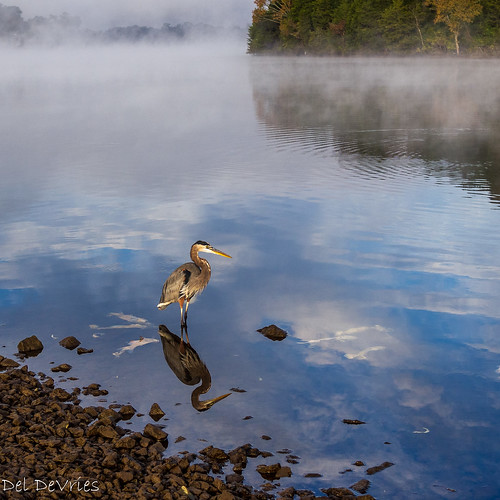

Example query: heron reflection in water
[157,241,232,327]
[158,324,231,411]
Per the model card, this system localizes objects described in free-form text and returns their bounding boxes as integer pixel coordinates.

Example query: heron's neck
[191,249,211,278]
[191,369,211,410]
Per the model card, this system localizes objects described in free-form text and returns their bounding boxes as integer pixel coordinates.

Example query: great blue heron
[157,241,232,326]
[158,324,231,411]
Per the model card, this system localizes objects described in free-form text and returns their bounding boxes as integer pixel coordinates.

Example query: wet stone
[0,357,20,369]
[342,419,366,425]
[199,445,230,463]
[296,489,316,499]
[225,473,243,484]
[320,487,357,498]
[90,424,119,440]
[77,347,94,355]
[257,324,288,341]
[17,335,44,356]
[115,436,137,449]
[98,408,121,423]
[350,478,370,494]
[59,336,81,350]
[119,404,136,420]
[50,388,72,401]
[51,363,72,373]
[256,463,291,481]
[149,402,166,421]
[278,486,295,498]
[366,461,394,475]
[83,383,108,396]
[143,423,168,441]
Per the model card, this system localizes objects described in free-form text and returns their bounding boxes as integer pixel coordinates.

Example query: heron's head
[193,391,231,412]
[194,241,232,259]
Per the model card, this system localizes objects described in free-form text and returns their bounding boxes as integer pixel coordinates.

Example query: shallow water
[1,44,500,498]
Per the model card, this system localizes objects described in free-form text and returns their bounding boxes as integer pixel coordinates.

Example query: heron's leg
[179,297,186,326]
[184,299,191,326]
[183,323,190,345]
[179,326,186,355]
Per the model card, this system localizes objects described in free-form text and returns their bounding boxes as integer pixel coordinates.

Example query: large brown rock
[17,335,44,355]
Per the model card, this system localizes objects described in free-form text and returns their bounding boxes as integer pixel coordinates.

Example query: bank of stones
[0,358,375,499]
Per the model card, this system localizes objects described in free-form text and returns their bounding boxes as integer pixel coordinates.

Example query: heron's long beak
[205,392,232,408]
[195,392,231,412]
[206,247,232,258]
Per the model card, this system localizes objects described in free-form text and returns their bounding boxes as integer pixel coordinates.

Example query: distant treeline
[248,0,500,55]
[0,3,244,45]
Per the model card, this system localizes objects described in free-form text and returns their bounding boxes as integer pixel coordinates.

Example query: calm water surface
[1,44,500,499]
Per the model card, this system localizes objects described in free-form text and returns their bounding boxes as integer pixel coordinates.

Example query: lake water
[1,43,500,499]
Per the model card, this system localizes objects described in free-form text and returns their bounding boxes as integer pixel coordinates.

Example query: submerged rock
[321,487,363,498]
[256,463,292,481]
[342,419,366,425]
[77,347,93,355]
[351,478,370,493]
[51,363,72,373]
[17,335,44,356]
[257,324,288,341]
[366,461,394,475]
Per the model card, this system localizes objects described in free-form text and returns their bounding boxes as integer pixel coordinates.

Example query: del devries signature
[1,477,99,493]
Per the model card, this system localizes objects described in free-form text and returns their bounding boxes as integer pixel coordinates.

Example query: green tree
[342,0,391,51]
[247,0,498,55]
[427,0,482,54]
[382,0,419,51]
[472,0,500,49]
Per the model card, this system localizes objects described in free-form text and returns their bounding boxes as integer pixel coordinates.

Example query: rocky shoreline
[1,346,376,500]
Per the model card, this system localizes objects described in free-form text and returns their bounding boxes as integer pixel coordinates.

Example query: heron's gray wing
[158,262,202,308]
[157,263,195,309]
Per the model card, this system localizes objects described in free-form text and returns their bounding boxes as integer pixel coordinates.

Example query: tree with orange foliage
[426,0,482,54]
[252,0,292,26]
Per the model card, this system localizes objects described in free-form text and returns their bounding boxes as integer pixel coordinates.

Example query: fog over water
[1,39,500,499]
[9,0,254,29]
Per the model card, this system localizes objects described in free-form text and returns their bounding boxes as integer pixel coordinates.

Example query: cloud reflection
[90,312,151,333]
[112,336,159,357]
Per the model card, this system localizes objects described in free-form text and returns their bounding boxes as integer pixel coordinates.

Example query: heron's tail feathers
[157,302,169,310]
